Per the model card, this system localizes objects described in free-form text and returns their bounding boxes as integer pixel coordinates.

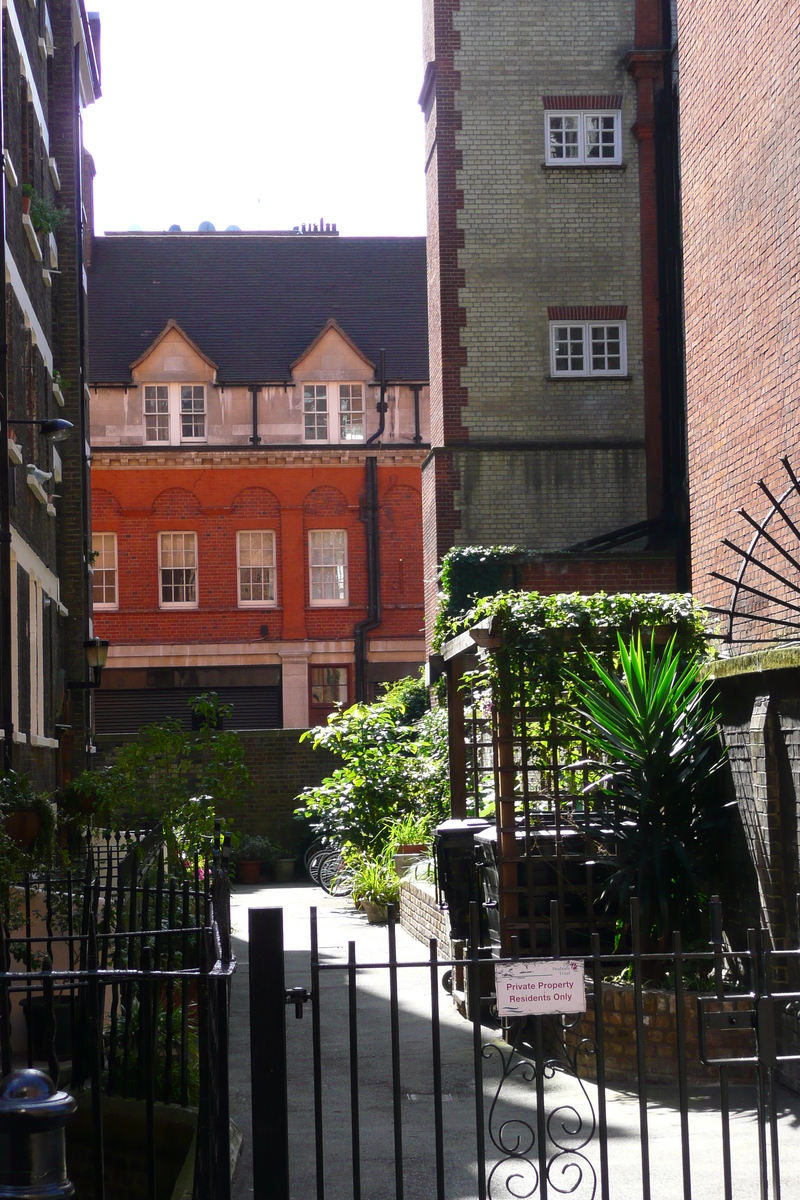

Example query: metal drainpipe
[364,349,386,447]
[0,21,12,768]
[249,386,261,445]
[412,384,422,445]
[353,456,381,703]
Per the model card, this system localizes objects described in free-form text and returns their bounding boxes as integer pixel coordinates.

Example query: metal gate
[248,900,800,1200]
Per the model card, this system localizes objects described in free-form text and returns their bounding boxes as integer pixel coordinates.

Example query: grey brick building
[420,0,686,642]
[0,1,101,787]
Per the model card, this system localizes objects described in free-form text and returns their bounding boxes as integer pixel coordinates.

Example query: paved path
[228,882,800,1200]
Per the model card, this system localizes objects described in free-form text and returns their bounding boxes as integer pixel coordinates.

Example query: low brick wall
[400,877,451,953]
[563,985,755,1085]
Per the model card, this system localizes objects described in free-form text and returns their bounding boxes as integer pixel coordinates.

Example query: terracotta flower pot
[4,809,42,848]
[22,195,31,217]
[237,859,261,885]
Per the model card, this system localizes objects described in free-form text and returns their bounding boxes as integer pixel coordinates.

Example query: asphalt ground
[228,882,800,1200]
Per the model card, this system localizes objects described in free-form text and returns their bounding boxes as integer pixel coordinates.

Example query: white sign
[495,960,587,1016]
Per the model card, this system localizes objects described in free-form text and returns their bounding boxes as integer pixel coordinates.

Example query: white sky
[82,0,428,237]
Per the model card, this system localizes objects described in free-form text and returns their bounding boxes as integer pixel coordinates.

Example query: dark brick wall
[95,727,340,853]
[715,667,800,955]
[50,0,93,775]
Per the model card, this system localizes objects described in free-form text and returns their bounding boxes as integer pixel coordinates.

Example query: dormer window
[339,384,364,440]
[144,386,169,442]
[304,382,364,443]
[142,383,207,445]
[304,384,328,440]
[181,385,206,440]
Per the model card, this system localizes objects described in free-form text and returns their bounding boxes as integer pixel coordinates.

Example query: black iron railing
[0,822,234,1200]
[252,898,800,1200]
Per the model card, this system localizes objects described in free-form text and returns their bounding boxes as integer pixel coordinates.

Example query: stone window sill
[542,163,627,172]
[546,374,633,383]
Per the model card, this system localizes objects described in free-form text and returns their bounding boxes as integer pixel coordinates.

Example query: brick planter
[399,877,450,954]
[563,984,755,1085]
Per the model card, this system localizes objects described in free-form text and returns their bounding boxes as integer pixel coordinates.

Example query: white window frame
[236,530,277,608]
[179,384,207,443]
[29,575,44,740]
[302,382,366,443]
[304,384,329,442]
[308,529,348,607]
[338,383,365,442]
[143,384,170,443]
[92,532,118,610]
[545,110,622,166]
[158,531,199,610]
[549,321,627,377]
[143,384,208,445]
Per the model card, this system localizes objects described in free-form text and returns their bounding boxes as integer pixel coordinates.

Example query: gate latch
[285,986,312,1019]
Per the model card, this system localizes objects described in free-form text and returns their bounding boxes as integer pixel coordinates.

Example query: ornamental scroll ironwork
[483,1017,598,1200]
[709,455,800,645]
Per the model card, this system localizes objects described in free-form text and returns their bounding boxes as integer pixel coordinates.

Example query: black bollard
[0,1069,76,1198]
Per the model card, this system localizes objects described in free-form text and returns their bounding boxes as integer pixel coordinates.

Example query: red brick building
[87,232,429,730]
[680,0,800,639]
[420,0,685,642]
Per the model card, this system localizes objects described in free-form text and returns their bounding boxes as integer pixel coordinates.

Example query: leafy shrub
[233,835,274,863]
[295,672,448,848]
[82,693,250,868]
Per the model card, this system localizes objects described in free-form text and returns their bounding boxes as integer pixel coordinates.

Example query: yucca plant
[569,633,727,945]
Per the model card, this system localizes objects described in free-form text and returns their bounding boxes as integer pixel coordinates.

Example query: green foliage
[435,546,531,641]
[85,693,250,868]
[0,773,58,943]
[569,633,727,941]
[233,834,274,863]
[23,186,68,235]
[384,811,432,850]
[0,772,56,870]
[440,590,709,787]
[346,845,401,908]
[437,587,707,655]
[295,671,449,848]
[104,995,200,1105]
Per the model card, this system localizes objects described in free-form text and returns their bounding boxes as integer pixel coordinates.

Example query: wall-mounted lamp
[67,638,109,690]
[7,418,74,443]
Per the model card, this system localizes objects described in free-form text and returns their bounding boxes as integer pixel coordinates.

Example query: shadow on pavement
[229,892,800,1200]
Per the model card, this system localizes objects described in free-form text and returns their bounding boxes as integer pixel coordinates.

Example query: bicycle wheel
[318,850,350,896]
[307,849,328,885]
[303,839,326,869]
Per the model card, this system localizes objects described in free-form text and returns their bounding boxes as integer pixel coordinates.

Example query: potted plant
[350,850,400,924]
[21,182,33,218]
[232,834,273,885]
[56,776,98,819]
[386,813,430,877]
[0,772,54,857]
[272,844,295,884]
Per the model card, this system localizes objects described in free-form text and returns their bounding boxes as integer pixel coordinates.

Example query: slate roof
[87,233,429,384]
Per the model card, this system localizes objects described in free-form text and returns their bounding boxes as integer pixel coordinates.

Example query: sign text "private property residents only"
[495,959,587,1016]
